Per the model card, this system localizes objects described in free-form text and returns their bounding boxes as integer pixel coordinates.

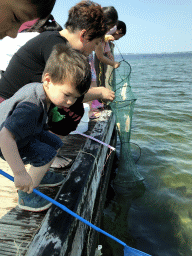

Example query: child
[88,6,118,117]
[94,21,127,88]
[98,20,127,69]
[0,43,91,212]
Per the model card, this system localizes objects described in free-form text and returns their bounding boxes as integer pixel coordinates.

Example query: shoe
[39,171,64,187]
[18,189,52,212]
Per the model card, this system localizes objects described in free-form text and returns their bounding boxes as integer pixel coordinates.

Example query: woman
[0,0,56,39]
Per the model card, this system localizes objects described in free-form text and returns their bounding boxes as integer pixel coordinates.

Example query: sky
[52,0,192,54]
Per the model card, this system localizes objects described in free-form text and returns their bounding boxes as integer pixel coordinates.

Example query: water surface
[101,52,192,256]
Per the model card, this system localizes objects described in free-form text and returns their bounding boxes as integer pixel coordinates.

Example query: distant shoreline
[115,51,192,56]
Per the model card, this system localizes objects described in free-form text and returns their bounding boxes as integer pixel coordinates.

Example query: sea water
[101,52,192,256]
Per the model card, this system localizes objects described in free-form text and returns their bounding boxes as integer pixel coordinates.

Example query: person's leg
[25,130,66,186]
[36,130,72,169]
[27,153,56,188]
[18,156,58,212]
[17,132,64,211]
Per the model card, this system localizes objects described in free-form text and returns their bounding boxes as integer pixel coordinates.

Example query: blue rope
[0,169,151,256]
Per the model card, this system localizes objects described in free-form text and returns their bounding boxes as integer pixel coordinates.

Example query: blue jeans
[18,130,63,167]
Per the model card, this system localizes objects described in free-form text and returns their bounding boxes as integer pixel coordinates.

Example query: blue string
[0,169,151,256]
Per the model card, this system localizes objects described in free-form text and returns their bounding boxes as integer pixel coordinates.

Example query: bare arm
[95,43,120,69]
[83,87,115,103]
[0,127,33,193]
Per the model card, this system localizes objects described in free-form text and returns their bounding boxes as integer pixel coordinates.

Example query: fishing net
[109,60,144,192]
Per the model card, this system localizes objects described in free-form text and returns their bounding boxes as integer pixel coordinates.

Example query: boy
[0,43,91,212]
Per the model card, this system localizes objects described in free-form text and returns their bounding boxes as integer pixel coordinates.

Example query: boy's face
[43,74,82,108]
[0,0,37,39]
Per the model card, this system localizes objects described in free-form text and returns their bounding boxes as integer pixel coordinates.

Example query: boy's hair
[65,1,107,41]
[24,14,63,33]
[102,6,118,28]
[30,0,56,19]
[43,44,91,95]
[117,20,126,35]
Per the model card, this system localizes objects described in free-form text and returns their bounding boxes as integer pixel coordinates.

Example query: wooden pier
[0,108,116,256]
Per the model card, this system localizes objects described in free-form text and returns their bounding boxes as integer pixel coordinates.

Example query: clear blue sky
[52,0,192,54]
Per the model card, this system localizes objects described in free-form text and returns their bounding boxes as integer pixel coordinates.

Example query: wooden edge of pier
[24,109,116,256]
[0,44,116,256]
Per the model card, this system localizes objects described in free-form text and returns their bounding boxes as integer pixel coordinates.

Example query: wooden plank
[0,222,36,256]
[0,130,87,255]
[84,128,117,256]
[26,110,116,256]
[0,108,116,256]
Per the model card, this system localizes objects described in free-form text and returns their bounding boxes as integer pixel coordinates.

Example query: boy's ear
[79,29,87,42]
[43,73,51,87]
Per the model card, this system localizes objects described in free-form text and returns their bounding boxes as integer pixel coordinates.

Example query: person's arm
[104,34,115,42]
[0,127,33,193]
[95,43,120,69]
[83,86,115,103]
[106,51,114,61]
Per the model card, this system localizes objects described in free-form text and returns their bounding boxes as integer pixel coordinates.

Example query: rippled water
[101,52,192,256]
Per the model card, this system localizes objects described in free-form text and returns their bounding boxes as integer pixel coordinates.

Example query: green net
[109,60,144,191]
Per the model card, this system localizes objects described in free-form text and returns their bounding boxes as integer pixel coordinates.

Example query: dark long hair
[102,6,118,28]
[117,20,126,35]
[30,0,57,19]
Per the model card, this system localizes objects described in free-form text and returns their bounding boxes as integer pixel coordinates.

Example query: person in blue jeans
[0,43,91,212]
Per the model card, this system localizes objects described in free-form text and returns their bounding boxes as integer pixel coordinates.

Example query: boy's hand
[14,172,33,194]
[113,61,120,69]
[100,87,115,103]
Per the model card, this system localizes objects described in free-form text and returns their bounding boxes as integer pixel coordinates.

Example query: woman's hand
[113,61,120,69]
[100,87,115,103]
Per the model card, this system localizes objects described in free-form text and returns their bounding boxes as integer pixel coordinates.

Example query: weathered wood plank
[0,131,88,255]
[83,128,117,256]
[26,110,116,256]
[0,109,116,256]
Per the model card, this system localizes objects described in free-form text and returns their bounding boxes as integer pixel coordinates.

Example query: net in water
[109,60,144,192]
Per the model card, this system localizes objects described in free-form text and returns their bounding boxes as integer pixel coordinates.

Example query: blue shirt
[0,82,48,150]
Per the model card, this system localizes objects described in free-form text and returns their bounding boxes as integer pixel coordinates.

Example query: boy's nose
[66,98,74,106]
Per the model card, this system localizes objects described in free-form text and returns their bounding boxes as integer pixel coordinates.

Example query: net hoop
[108,59,132,88]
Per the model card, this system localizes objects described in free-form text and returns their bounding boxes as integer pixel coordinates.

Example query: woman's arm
[95,43,120,69]
[0,127,33,193]
[83,86,115,103]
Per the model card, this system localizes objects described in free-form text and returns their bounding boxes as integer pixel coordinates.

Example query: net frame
[108,55,144,190]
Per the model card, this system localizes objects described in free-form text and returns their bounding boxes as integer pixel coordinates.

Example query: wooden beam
[26,110,116,256]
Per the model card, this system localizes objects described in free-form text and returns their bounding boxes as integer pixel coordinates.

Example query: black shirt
[0,31,84,135]
[0,31,67,99]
